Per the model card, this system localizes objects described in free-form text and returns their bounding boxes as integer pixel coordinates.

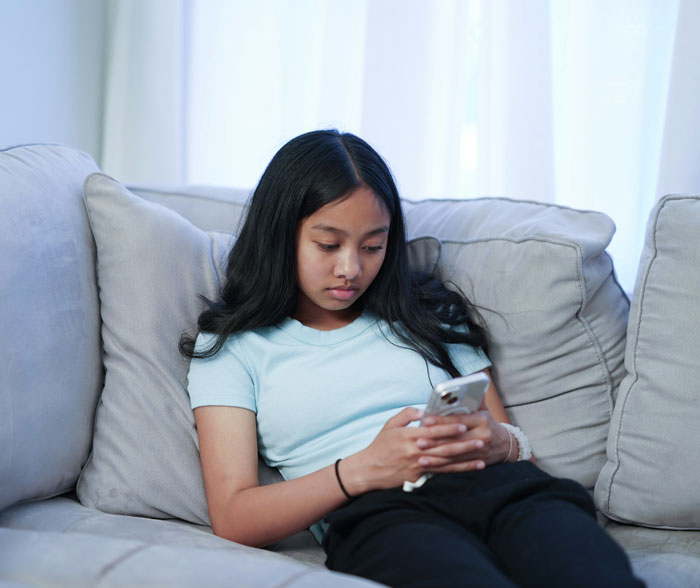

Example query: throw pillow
[76,173,231,523]
[76,173,443,523]
[403,197,630,488]
[595,194,700,528]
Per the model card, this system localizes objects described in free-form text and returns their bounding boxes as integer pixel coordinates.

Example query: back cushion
[127,184,249,233]
[404,197,629,488]
[0,145,101,511]
[76,174,232,523]
[595,194,700,528]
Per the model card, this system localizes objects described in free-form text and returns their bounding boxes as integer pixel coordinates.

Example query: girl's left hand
[415,410,512,471]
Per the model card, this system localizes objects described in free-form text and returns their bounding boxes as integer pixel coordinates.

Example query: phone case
[421,372,489,423]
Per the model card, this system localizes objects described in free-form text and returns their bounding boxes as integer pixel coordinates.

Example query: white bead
[501,423,532,461]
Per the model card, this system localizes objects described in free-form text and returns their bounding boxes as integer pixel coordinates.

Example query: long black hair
[180,130,488,376]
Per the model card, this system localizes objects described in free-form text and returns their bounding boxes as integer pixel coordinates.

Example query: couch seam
[273,567,325,588]
[574,248,625,419]
[405,195,611,216]
[74,172,105,501]
[570,238,618,481]
[94,543,150,586]
[127,185,250,208]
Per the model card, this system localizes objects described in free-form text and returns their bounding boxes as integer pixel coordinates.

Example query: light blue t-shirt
[187,313,491,483]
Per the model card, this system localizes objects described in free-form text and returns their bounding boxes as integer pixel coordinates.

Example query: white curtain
[100,0,700,292]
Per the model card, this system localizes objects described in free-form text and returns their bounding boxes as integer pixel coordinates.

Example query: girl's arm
[481,368,511,423]
[195,404,476,547]
[195,405,344,547]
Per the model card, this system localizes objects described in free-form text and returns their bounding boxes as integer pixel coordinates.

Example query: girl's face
[293,185,391,330]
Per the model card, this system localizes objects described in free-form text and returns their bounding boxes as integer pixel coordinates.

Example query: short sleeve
[186,332,257,412]
[445,323,491,376]
[449,343,491,376]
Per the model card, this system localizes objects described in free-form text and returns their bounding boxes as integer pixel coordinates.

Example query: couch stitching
[94,543,150,586]
[127,185,249,208]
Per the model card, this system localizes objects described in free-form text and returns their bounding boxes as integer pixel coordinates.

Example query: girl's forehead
[312,186,389,219]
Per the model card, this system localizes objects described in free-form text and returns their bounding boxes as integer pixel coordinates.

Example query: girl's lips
[328,287,358,300]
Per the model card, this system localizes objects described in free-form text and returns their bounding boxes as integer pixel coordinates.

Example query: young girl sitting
[182,130,643,588]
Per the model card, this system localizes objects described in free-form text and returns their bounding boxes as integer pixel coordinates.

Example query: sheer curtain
[100,0,700,292]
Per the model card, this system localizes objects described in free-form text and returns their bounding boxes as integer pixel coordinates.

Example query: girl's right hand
[339,407,479,495]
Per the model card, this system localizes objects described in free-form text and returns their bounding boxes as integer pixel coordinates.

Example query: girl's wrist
[335,454,368,498]
[334,459,354,499]
[501,424,516,463]
[500,423,532,462]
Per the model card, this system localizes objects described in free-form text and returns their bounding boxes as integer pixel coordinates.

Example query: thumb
[384,407,424,429]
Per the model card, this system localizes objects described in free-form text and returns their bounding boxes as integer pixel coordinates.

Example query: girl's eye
[317,243,339,252]
[365,245,384,253]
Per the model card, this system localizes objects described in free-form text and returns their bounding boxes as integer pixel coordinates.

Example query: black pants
[322,461,644,588]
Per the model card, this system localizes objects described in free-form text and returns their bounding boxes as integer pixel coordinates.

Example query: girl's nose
[335,250,361,280]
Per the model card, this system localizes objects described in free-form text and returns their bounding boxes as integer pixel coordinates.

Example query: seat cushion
[0,527,378,587]
[605,519,700,588]
[0,495,325,566]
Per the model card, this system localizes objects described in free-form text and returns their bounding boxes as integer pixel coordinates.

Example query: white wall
[0,0,106,161]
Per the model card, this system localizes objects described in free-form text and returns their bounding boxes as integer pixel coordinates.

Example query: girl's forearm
[210,462,348,547]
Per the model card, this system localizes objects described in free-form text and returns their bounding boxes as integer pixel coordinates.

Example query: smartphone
[421,372,489,424]
[403,372,490,493]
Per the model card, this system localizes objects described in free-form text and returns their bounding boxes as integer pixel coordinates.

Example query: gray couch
[1,143,699,587]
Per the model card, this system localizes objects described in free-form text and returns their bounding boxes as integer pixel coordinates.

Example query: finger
[385,407,424,429]
[419,438,485,456]
[418,455,486,472]
[425,412,488,428]
[415,423,468,441]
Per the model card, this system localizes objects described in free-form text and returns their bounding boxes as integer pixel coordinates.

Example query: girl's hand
[416,410,512,472]
[339,407,493,495]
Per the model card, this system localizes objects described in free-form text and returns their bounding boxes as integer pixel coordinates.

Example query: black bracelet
[334,458,354,500]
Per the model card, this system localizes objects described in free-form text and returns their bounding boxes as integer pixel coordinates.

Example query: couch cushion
[0,144,101,512]
[595,194,700,528]
[0,528,379,587]
[76,173,231,524]
[403,197,629,488]
[127,183,249,233]
[605,520,700,588]
[0,495,323,565]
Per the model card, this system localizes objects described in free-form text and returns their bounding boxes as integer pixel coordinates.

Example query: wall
[0,0,106,161]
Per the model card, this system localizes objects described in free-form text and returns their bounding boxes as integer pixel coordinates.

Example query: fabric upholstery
[595,195,700,528]
[0,145,101,511]
[76,173,231,524]
[0,495,325,566]
[0,528,379,587]
[4,144,698,587]
[128,184,250,233]
[403,197,630,488]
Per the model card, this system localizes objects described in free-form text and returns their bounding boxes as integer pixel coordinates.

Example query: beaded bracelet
[500,423,532,461]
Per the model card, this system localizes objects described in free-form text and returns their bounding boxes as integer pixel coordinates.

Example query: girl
[182,130,642,588]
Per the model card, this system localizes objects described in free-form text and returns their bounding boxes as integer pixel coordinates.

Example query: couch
[1,143,699,587]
